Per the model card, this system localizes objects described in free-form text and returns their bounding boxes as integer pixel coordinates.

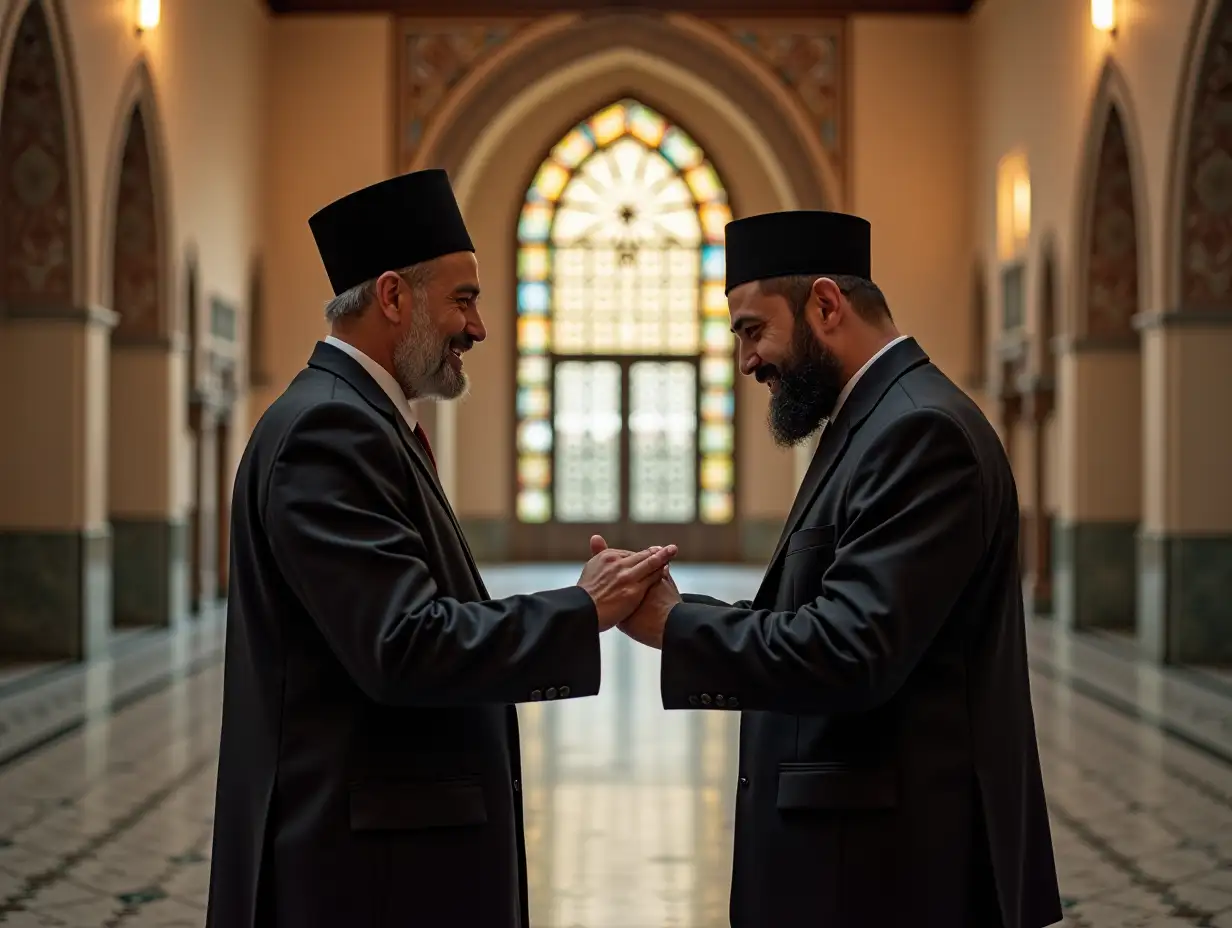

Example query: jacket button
[688,695,700,707]
[739,776,749,788]
[530,689,543,701]
[700,693,712,706]
[715,694,726,707]
[545,687,558,700]
[559,685,571,698]
[728,696,740,708]
[513,779,521,793]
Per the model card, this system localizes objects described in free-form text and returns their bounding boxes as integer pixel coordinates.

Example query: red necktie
[412,422,437,472]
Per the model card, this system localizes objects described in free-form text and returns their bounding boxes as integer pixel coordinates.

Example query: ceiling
[266,0,976,15]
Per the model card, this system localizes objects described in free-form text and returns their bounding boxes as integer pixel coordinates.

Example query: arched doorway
[1056,90,1143,634]
[0,0,99,660]
[108,89,175,630]
[509,98,738,560]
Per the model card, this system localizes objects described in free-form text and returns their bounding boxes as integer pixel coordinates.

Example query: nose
[466,309,487,345]
[739,346,760,378]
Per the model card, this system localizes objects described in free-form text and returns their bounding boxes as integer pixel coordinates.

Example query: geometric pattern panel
[723,22,844,162]
[1085,107,1140,339]
[113,106,162,338]
[515,99,736,526]
[1182,0,1232,309]
[398,22,527,166]
[0,1,75,307]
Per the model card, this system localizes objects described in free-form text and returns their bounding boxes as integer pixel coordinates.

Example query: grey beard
[392,315,467,401]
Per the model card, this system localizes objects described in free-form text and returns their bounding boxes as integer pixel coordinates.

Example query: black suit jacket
[206,341,600,928]
[662,338,1061,928]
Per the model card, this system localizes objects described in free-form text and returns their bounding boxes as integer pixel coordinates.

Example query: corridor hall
[0,564,1230,928]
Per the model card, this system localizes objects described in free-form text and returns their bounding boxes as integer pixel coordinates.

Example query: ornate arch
[0,0,88,313]
[1167,0,1232,311]
[100,57,172,340]
[408,12,840,213]
[1073,59,1148,340]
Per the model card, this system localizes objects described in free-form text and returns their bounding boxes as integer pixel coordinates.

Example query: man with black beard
[615,211,1061,928]
[207,169,678,928]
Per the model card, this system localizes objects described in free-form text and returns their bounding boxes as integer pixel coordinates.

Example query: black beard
[764,319,846,447]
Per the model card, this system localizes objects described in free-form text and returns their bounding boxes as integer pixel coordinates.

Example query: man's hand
[578,544,678,631]
[618,571,681,650]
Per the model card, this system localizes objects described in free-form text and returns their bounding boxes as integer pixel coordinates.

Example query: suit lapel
[755,338,932,600]
[307,342,488,594]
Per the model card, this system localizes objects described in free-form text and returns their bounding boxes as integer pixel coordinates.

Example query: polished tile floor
[0,565,1230,927]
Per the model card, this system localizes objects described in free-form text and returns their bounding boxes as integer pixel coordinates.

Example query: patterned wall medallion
[721,22,846,183]
[0,1,75,307]
[113,106,162,339]
[1182,0,1232,308]
[398,21,528,169]
[1085,107,1140,339]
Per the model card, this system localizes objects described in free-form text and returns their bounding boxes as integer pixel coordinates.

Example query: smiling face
[381,251,485,400]
[728,277,847,447]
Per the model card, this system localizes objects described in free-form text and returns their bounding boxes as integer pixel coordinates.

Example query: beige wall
[0,0,267,528]
[849,15,973,385]
[257,13,394,420]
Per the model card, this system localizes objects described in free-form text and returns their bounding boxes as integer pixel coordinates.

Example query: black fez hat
[724,210,871,294]
[308,168,474,296]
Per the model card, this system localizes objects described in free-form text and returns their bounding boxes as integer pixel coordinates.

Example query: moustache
[448,336,474,354]
[754,364,779,384]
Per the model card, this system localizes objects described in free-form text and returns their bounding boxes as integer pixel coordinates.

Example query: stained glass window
[515,98,736,525]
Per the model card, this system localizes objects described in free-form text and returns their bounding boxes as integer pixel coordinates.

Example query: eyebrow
[730,314,757,335]
[454,284,481,298]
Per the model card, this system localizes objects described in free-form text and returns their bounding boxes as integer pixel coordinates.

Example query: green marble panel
[1138,532,1232,665]
[1053,520,1138,631]
[111,518,188,628]
[0,527,111,660]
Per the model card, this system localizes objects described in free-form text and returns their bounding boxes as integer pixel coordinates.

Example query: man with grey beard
[615,211,1060,927]
[207,169,677,928]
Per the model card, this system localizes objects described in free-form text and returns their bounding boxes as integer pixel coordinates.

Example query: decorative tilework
[4,569,1232,928]
[1182,0,1232,309]
[1138,532,1232,665]
[0,1,75,309]
[112,107,162,340]
[1085,107,1141,339]
[722,22,845,180]
[397,22,527,168]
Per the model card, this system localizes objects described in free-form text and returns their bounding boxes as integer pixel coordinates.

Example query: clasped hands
[576,534,681,649]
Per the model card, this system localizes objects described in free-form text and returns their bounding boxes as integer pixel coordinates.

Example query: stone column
[1053,336,1142,631]
[0,307,116,660]
[189,399,220,615]
[1138,312,1232,664]
[109,336,189,629]
[1021,373,1055,616]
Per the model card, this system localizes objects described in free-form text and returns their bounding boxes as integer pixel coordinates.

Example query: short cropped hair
[758,274,893,324]
[323,259,436,322]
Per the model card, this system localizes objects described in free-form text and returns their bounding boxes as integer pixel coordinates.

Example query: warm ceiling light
[1091,0,1117,33]
[135,0,160,32]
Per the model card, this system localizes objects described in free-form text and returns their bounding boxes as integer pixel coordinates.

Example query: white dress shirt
[324,335,418,432]
[827,334,910,426]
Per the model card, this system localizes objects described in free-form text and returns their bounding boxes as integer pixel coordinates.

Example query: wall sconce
[1091,0,1117,34]
[996,152,1031,262]
[135,0,160,34]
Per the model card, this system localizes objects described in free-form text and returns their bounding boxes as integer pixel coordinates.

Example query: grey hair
[323,260,435,322]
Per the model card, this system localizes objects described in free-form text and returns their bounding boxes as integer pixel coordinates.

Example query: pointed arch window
[514,99,736,534]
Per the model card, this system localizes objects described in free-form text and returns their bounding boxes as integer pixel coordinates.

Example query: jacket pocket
[776,763,898,811]
[349,775,488,831]
[785,524,837,555]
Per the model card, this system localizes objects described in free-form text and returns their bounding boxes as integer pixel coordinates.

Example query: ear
[811,277,844,331]
[374,271,403,323]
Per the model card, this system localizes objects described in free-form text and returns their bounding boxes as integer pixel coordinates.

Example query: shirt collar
[324,335,418,432]
[829,334,910,423]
